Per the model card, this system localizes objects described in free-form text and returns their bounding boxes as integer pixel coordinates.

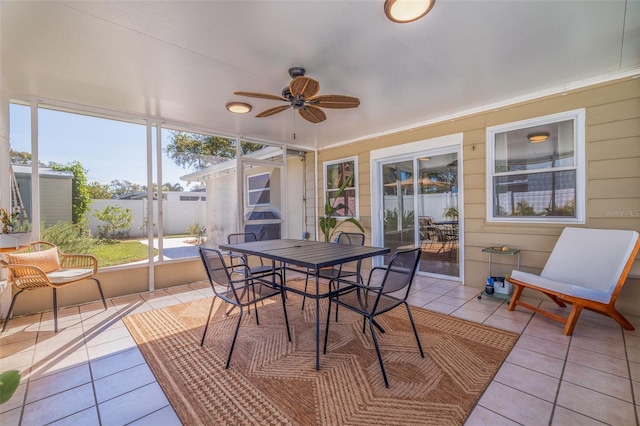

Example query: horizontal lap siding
[317,78,640,315]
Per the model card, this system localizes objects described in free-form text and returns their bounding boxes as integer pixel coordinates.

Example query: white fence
[86,199,207,238]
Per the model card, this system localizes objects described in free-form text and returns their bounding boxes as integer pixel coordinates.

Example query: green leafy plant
[0,370,21,405]
[93,205,134,239]
[187,223,207,244]
[443,206,458,221]
[0,208,30,234]
[384,208,415,232]
[42,220,95,253]
[319,174,364,242]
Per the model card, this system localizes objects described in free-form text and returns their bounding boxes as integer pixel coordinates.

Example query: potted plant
[0,208,32,249]
[319,174,365,242]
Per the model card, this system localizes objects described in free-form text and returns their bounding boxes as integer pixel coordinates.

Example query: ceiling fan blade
[289,76,320,99]
[309,95,360,109]
[256,105,291,118]
[234,91,287,101]
[298,105,326,123]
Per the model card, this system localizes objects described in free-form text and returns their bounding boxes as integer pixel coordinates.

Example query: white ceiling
[2,1,639,151]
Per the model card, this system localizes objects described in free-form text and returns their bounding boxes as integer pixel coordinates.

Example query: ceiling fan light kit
[384,0,436,23]
[226,102,252,114]
[233,67,360,124]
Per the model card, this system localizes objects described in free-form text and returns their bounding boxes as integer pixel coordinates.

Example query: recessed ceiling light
[384,0,436,23]
[226,102,252,114]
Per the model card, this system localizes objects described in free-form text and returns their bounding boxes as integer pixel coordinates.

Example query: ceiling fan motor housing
[288,67,306,78]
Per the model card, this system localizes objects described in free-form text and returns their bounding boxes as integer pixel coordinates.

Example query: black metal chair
[199,247,291,368]
[323,247,424,388]
[226,232,275,278]
[301,232,365,310]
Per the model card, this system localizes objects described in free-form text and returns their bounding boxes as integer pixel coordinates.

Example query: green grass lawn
[91,241,158,267]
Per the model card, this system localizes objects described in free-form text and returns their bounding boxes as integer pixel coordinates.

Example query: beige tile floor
[1,275,639,425]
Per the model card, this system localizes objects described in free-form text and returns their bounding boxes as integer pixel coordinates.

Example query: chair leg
[225,307,244,369]
[368,317,389,388]
[605,307,635,331]
[507,285,524,311]
[200,296,218,346]
[1,289,24,333]
[53,288,58,333]
[404,302,424,358]
[91,278,107,310]
[280,288,291,342]
[563,304,584,335]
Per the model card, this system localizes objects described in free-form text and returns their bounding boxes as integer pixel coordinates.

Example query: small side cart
[478,246,520,300]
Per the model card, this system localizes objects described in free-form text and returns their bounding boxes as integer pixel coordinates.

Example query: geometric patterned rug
[123,282,519,425]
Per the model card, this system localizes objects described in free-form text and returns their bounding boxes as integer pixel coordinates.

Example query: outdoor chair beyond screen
[1,241,106,333]
[226,232,276,279]
[507,227,640,335]
[323,247,424,388]
[199,247,291,368]
[301,232,365,310]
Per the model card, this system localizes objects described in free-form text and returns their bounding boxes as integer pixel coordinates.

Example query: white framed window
[247,172,271,206]
[323,157,359,218]
[486,109,585,224]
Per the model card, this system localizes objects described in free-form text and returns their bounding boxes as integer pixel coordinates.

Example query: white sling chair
[507,227,640,335]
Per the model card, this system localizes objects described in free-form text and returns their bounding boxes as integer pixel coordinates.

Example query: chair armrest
[5,263,53,290]
[59,254,98,274]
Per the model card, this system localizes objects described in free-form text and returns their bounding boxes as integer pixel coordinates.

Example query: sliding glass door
[378,149,460,280]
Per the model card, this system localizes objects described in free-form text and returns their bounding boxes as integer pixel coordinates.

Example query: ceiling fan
[234,67,360,124]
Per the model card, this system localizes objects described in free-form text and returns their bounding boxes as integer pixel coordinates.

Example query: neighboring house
[12,165,73,227]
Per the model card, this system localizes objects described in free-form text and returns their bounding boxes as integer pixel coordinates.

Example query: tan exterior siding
[317,76,640,316]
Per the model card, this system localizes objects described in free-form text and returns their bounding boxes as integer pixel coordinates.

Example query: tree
[10,150,32,165]
[86,182,113,199]
[162,182,183,192]
[165,131,263,170]
[50,161,91,224]
[94,205,133,239]
[109,180,142,198]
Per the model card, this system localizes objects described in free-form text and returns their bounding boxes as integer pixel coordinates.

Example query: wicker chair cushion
[5,247,61,275]
[47,269,94,284]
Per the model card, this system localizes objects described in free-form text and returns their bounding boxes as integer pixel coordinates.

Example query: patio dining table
[219,238,390,370]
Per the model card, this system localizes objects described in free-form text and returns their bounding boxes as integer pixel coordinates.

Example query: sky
[9,104,196,189]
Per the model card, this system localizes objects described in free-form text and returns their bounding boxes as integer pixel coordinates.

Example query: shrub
[187,223,207,244]
[94,205,133,239]
[41,220,95,253]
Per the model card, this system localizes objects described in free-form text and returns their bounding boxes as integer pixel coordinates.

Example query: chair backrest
[380,248,421,297]
[337,232,365,246]
[199,247,233,293]
[542,227,640,295]
[227,233,258,244]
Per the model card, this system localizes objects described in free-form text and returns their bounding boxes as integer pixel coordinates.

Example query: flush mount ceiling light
[527,132,550,143]
[226,102,252,114]
[384,0,436,23]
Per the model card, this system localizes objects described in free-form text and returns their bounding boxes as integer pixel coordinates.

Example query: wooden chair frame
[507,230,640,335]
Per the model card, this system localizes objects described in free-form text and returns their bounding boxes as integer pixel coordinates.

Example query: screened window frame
[246,171,271,207]
[485,109,586,224]
[323,156,360,219]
